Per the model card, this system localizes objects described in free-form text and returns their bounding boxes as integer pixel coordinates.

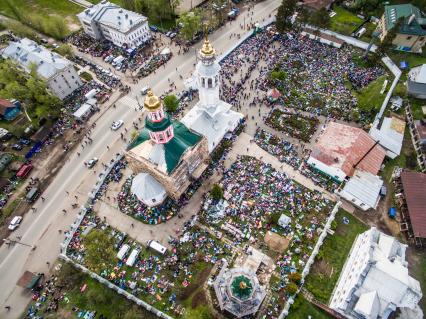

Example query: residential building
[378,4,426,53]
[330,227,423,319]
[307,122,386,182]
[407,64,426,99]
[181,36,244,153]
[0,99,21,121]
[77,0,151,48]
[1,38,82,100]
[397,171,426,247]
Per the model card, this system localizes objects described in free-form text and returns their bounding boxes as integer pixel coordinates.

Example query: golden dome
[144,90,161,112]
[200,36,215,57]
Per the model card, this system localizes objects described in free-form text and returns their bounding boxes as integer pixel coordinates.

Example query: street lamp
[3,238,33,248]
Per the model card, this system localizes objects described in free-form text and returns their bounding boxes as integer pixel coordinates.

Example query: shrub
[286,282,298,295]
[211,184,223,200]
[163,94,179,113]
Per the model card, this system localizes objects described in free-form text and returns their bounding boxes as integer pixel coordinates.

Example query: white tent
[131,173,167,207]
[73,103,93,121]
[278,214,291,228]
[160,47,171,55]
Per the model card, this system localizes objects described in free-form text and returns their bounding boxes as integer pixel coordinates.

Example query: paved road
[0,0,280,317]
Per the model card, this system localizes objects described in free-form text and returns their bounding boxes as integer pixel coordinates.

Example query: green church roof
[128,120,202,175]
[231,275,254,301]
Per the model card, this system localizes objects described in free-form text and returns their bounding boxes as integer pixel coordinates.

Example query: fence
[59,153,173,319]
[279,201,341,318]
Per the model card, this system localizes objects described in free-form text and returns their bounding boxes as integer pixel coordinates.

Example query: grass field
[25,263,159,319]
[353,75,388,123]
[330,6,363,36]
[0,0,82,22]
[304,209,368,304]
[287,295,332,319]
[388,50,426,69]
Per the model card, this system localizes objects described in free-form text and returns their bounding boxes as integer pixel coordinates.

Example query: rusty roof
[311,122,386,177]
[401,171,426,238]
[414,120,426,140]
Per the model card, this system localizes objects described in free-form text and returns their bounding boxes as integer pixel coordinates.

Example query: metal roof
[339,170,384,209]
[1,38,71,80]
[369,117,405,159]
[384,4,426,36]
[401,171,426,238]
[311,122,386,177]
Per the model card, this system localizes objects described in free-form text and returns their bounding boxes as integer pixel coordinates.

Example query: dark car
[11,144,23,151]
[149,25,159,32]
[19,138,31,146]
[0,132,13,142]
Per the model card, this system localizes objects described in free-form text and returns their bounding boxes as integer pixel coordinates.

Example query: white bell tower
[196,36,221,109]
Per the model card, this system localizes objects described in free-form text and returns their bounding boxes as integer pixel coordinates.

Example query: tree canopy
[83,229,116,273]
[211,184,224,200]
[177,10,203,41]
[163,94,180,112]
[0,60,62,126]
[275,0,298,34]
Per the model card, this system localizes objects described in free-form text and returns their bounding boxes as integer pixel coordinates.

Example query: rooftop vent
[130,19,133,25]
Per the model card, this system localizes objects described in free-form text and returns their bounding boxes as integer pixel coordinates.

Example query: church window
[202,78,205,87]
[208,78,212,88]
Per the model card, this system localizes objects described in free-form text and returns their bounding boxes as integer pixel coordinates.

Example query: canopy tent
[131,173,167,207]
[160,47,171,55]
[266,88,281,102]
[73,103,93,121]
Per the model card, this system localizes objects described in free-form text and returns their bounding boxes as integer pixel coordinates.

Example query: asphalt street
[0,0,280,317]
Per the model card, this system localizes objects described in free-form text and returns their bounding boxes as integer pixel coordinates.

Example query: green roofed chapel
[378,4,426,53]
[125,90,209,205]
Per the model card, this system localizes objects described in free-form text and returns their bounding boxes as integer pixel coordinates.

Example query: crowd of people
[95,159,127,199]
[218,26,384,123]
[63,81,110,113]
[265,109,319,143]
[201,156,333,315]
[254,128,301,169]
[137,52,172,78]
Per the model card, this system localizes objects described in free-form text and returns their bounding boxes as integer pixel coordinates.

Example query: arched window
[202,78,205,87]
[208,78,212,88]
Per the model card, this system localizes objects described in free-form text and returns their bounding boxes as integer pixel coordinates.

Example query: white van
[147,240,167,255]
[126,248,140,266]
[117,244,130,260]
[141,86,150,95]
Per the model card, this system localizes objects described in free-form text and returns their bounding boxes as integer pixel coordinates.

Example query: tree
[288,272,302,285]
[286,282,298,295]
[309,7,330,30]
[163,94,179,112]
[275,0,297,34]
[169,0,181,15]
[211,184,224,200]
[177,10,202,40]
[56,44,74,58]
[83,229,116,273]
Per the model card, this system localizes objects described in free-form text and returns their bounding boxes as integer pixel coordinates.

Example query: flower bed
[265,109,319,142]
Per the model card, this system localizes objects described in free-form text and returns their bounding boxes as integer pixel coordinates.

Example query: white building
[338,170,384,211]
[330,227,423,319]
[407,64,426,99]
[77,0,151,49]
[369,116,406,159]
[1,38,82,100]
[182,37,244,152]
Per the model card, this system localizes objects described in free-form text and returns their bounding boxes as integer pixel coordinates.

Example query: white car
[111,120,124,130]
[8,216,22,231]
[141,86,150,95]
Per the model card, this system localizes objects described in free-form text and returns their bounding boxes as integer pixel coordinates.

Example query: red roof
[401,171,426,238]
[311,122,386,177]
[0,99,14,115]
[414,120,426,140]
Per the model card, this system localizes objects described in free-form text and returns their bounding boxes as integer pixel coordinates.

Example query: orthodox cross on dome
[199,25,216,63]
[143,90,174,144]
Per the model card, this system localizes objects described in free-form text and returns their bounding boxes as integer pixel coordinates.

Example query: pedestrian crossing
[117,95,141,110]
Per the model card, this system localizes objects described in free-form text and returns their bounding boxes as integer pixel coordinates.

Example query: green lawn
[287,295,332,319]
[24,263,159,319]
[410,98,425,121]
[353,75,389,123]
[0,0,82,21]
[330,6,363,36]
[388,50,426,69]
[304,209,368,304]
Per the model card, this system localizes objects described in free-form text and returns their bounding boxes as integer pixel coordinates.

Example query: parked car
[85,158,98,168]
[141,86,150,95]
[111,120,124,130]
[12,144,23,151]
[16,163,33,178]
[8,216,22,231]
[149,25,159,32]
[19,138,31,146]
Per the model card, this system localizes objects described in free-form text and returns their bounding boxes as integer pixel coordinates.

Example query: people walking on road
[31,207,37,212]
[62,209,67,214]
[41,197,45,202]
[5,306,11,311]
[66,191,69,195]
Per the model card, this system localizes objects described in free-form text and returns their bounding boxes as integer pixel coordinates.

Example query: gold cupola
[200,35,215,59]
[144,90,161,112]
